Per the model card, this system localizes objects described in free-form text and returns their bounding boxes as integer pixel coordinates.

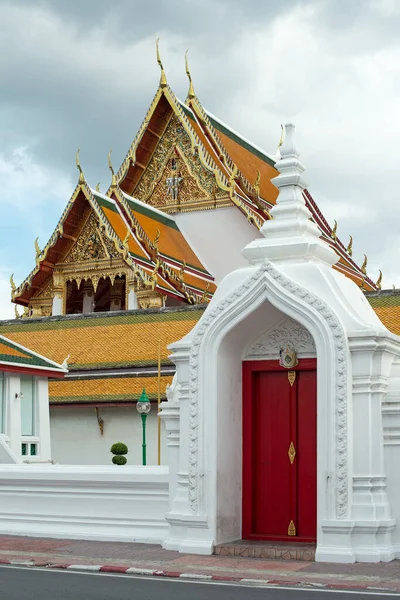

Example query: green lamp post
[136,387,151,465]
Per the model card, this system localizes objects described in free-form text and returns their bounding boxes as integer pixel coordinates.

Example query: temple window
[20,375,35,436]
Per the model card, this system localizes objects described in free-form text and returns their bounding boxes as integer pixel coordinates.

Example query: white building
[0,335,66,463]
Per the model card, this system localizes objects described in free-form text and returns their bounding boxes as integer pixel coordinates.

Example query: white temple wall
[50,406,167,466]
[0,464,169,543]
[174,207,262,284]
[383,357,400,552]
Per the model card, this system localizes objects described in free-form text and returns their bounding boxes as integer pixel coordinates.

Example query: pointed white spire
[243,123,338,267]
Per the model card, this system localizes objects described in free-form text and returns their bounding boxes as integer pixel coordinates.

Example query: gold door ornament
[288,371,296,387]
[288,441,296,465]
[288,520,296,536]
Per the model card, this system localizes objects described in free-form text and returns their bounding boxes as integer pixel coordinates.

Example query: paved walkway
[0,536,400,592]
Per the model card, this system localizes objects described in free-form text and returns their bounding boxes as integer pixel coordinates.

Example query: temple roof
[12,180,215,307]
[49,373,173,405]
[113,78,377,291]
[0,306,205,372]
[365,290,400,336]
[0,306,204,404]
[12,64,379,311]
[0,334,66,376]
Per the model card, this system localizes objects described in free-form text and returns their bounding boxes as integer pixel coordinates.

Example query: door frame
[242,358,317,542]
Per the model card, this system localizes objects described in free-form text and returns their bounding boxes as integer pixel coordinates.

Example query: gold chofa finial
[95,182,100,192]
[185,50,195,100]
[76,149,84,184]
[153,228,160,251]
[156,38,167,88]
[254,170,261,196]
[10,274,16,294]
[347,235,353,257]
[361,254,368,275]
[14,305,20,320]
[331,220,338,242]
[123,228,130,246]
[34,237,41,259]
[278,124,285,148]
[376,270,383,290]
[108,149,117,187]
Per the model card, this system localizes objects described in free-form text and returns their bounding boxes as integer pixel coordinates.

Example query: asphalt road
[0,566,398,600]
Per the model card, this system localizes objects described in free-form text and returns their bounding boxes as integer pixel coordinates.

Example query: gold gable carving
[33,279,54,300]
[64,212,119,264]
[134,115,227,212]
[148,154,208,209]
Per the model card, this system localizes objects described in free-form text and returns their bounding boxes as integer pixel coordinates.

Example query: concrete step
[214,540,316,561]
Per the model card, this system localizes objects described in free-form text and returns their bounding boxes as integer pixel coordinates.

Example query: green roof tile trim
[0,307,206,334]
[50,392,166,404]
[124,196,180,230]
[0,336,60,369]
[207,113,276,168]
[366,293,400,308]
[67,359,173,371]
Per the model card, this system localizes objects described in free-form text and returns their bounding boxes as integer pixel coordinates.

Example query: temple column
[127,272,138,310]
[159,377,180,512]
[110,279,124,312]
[52,272,64,316]
[349,337,394,522]
[82,281,95,314]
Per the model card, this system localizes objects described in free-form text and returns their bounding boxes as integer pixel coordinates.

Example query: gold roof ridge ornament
[10,273,16,295]
[95,182,100,192]
[376,270,383,290]
[361,254,368,275]
[34,237,41,260]
[331,220,337,242]
[278,124,285,148]
[185,49,195,100]
[347,235,353,257]
[153,228,160,252]
[254,170,261,197]
[108,149,117,188]
[76,149,85,184]
[156,37,167,89]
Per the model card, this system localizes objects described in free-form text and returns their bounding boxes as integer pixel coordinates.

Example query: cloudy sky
[0,0,399,318]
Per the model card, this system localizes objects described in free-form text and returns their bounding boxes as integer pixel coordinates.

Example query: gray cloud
[0,0,399,295]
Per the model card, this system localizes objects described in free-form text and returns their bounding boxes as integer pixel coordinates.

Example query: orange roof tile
[0,308,205,370]
[367,292,400,336]
[49,374,173,404]
[124,196,207,272]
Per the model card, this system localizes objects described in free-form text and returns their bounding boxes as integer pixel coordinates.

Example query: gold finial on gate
[288,520,296,536]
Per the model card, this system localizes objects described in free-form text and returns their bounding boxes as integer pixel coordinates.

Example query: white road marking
[0,564,398,595]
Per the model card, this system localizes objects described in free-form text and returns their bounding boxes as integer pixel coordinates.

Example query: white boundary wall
[0,465,169,543]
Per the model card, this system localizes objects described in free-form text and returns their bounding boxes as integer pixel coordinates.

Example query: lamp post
[136,387,151,465]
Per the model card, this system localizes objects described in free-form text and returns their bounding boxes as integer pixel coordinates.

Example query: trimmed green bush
[110,442,128,456]
[112,455,127,466]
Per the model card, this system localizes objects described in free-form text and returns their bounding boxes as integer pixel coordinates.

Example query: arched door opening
[242,359,317,542]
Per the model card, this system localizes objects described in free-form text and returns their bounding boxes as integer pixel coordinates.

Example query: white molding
[243,315,316,360]
[187,259,348,519]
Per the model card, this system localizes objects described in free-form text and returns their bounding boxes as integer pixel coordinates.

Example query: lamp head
[136,387,151,414]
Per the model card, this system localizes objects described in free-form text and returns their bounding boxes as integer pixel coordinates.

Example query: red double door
[242,360,317,542]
